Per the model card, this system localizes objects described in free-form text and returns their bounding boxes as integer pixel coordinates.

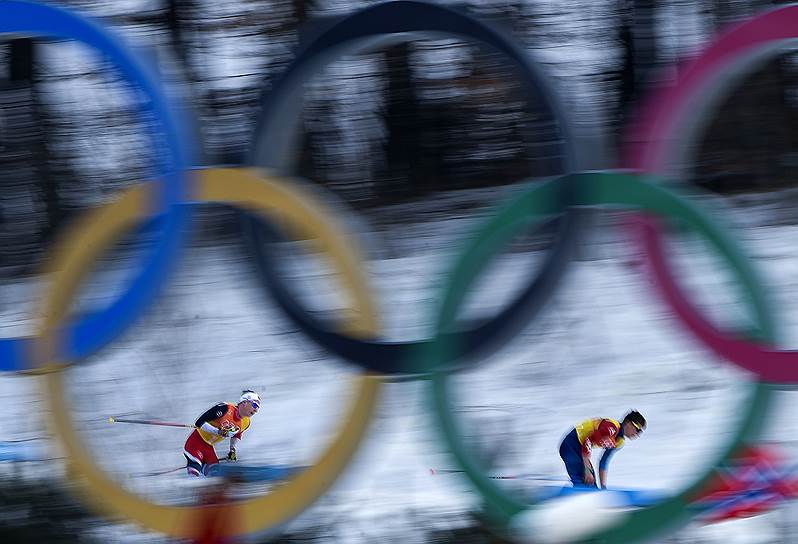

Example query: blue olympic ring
[0,0,190,371]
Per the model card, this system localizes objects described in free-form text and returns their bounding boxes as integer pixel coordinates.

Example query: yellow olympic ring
[38,167,381,539]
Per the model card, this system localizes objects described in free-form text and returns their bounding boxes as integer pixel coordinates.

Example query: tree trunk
[380,42,421,200]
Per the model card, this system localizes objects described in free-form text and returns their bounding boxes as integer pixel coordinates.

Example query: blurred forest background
[2,0,798,277]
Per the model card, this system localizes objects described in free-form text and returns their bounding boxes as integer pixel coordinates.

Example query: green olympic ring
[426,172,772,543]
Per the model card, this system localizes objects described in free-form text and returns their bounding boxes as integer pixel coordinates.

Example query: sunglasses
[249,401,260,411]
[632,422,644,433]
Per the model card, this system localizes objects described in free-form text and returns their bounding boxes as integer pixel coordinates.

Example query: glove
[218,426,239,438]
[226,449,237,461]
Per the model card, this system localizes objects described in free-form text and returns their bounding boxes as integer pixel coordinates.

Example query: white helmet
[239,390,261,406]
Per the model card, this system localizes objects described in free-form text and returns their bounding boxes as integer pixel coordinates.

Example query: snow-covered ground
[3,182,798,543]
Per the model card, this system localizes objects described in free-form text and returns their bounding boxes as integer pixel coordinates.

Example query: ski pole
[108,417,194,429]
[134,465,187,478]
[430,468,566,482]
[135,458,235,478]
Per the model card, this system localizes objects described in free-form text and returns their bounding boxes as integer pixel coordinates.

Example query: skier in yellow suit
[559,410,646,488]
[183,390,261,476]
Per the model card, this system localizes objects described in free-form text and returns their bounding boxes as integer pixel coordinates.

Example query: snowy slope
[3,183,798,543]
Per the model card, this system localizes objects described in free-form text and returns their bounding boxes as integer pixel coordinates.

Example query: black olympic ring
[241,0,587,375]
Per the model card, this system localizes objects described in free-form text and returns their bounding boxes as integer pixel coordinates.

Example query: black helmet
[623,410,646,431]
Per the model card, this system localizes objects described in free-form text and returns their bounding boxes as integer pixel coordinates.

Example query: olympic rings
[623,4,798,382]
[242,0,587,375]
[39,168,381,539]
[2,0,792,541]
[426,172,771,543]
[0,0,190,372]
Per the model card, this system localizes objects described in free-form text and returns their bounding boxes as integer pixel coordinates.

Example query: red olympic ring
[623,4,798,383]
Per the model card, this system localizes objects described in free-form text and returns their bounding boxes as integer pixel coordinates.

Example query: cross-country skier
[558,410,646,489]
[183,390,261,477]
